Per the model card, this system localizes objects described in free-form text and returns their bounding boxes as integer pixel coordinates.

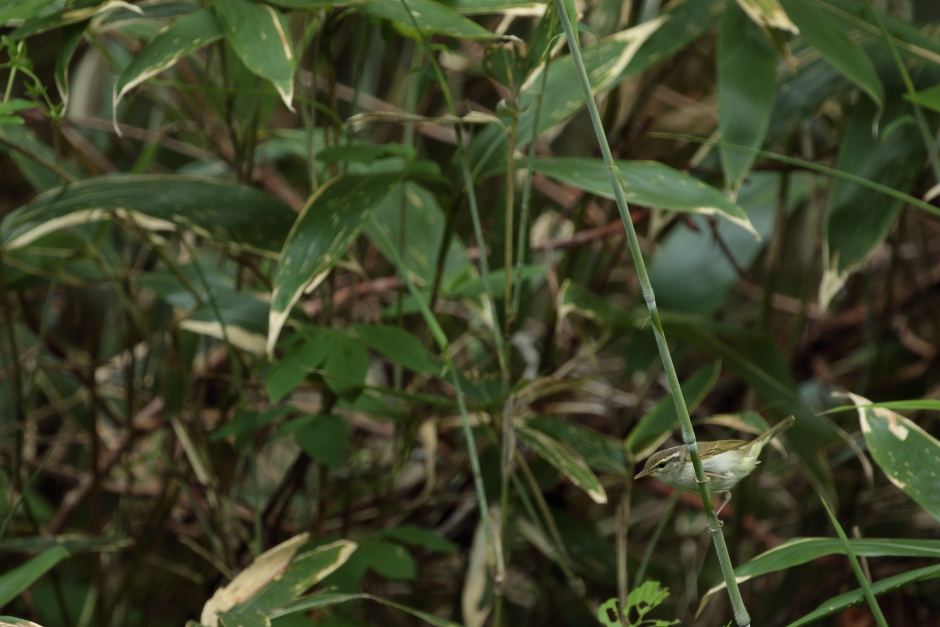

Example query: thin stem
[866,1,940,184]
[551,4,750,625]
[819,495,889,627]
[511,7,556,328]
[398,0,509,379]
[634,492,679,587]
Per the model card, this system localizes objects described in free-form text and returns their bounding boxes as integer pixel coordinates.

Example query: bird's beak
[634,468,652,480]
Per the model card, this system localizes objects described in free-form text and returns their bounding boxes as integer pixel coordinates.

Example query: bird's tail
[746,415,795,457]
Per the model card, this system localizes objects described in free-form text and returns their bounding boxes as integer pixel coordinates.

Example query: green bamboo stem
[550,3,751,625]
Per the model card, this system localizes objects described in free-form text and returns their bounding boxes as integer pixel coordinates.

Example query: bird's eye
[657,462,667,469]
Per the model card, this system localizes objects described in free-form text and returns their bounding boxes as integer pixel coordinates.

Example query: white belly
[669,449,759,493]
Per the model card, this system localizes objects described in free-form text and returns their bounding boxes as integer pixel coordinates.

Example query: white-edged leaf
[113,9,223,113]
[530,157,756,235]
[268,172,401,357]
[360,0,496,40]
[214,0,295,109]
[849,393,940,522]
[517,425,608,503]
[1,176,295,256]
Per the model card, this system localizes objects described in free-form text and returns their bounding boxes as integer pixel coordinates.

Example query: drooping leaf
[526,415,626,474]
[779,0,884,109]
[0,535,131,554]
[821,94,924,308]
[10,0,135,39]
[849,393,940,523]
[717,1,778,192]
[266,330,334,402]
[1,176,295,255]
[320,332,370,398]
[268,172,400,355]
[517,425,608,503]
[113,9,224,111]
[359,0,495,40]
[528,157,755,234]
[213,0,295,108]
[353,540,416,580]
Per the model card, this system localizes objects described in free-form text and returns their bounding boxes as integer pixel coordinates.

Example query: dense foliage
[2,0,940,626]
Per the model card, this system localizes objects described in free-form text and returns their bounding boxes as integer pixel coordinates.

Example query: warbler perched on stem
[634,416,795,514]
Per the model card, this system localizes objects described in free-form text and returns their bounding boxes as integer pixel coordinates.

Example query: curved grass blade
[0,547,70,607]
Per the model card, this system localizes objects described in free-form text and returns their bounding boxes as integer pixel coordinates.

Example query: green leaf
[626,361,720,460]
[268,172,401,356]
[279,414,349,468]
[717,1,777,192]
[0,100,37,116]
[113,9,224,110]
[482,41,528,92]
[380,526,459,553]
[823,399,940,414]
[0,547,69,607]
[234,539,359,615]
[732,0,797,32]
[904,83,940,113]
[528,158,755,235]
[214,0,295,108]
[597,598,620,627]
[352,324,441,375]
[317,143,416,164]
[1,175,295,256]
[271,592,462,627]
[785,564,940,627]
[320,333,370,398]
[849,393,940,522]
[0,0,55,23]
[0,124,82,191]
[266,331,334,402]
[821,94,924,308]
[779,0,884,109]
[517,425,608,503]
[628,580,677,624]
[356,540,416,580]
[54,21,86,111]
[699,537,940,616]
[526,416,626,474]
[180,292,270,355]
[359,0,496,40]
[10,0,129,39]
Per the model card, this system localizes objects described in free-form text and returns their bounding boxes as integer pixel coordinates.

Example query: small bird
[633,416,795,515]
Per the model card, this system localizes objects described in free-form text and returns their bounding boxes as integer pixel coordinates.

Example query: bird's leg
[714,491,732,516]
[705,471,734,480]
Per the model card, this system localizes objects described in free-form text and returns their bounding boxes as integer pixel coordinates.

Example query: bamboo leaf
[779,0,884,109]
[0,176,295,256]
[717,1,778,192]
[529,157,756,235]
[268,172,401,357]
[517,425,608,503]
[849,393,940,523]
[213,0,295,109]
[113,9,224,111]
[359,0,496,40]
